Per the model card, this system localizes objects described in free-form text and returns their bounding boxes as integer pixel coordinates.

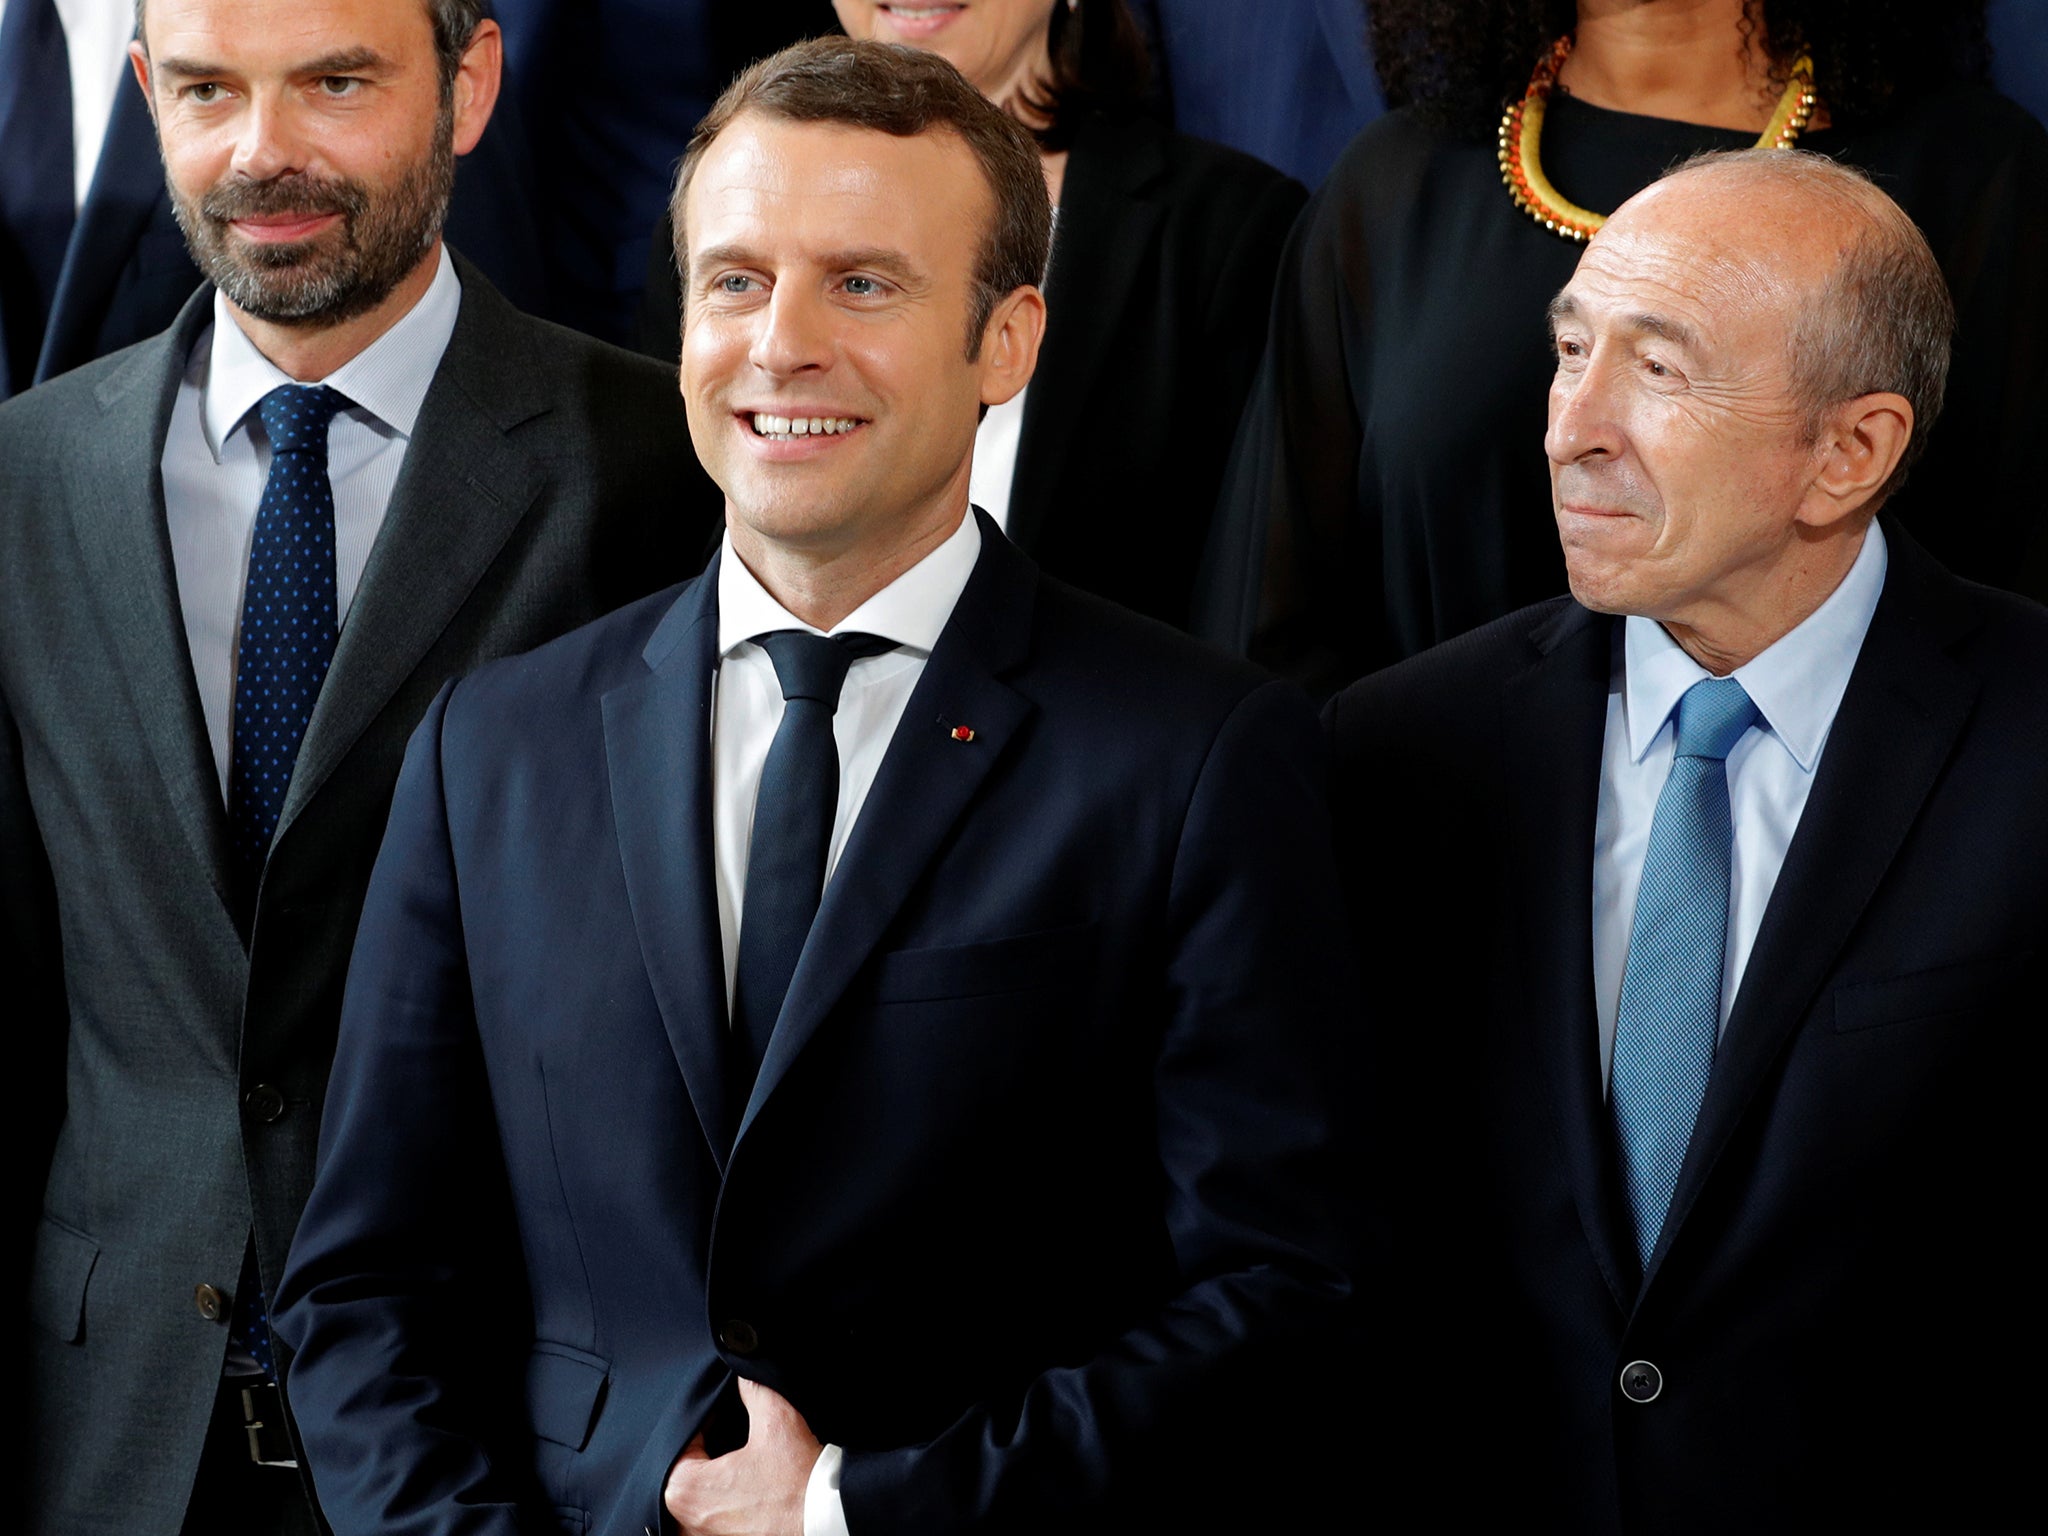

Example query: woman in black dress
[642,0,1306,632]
[1201,0,2048,692]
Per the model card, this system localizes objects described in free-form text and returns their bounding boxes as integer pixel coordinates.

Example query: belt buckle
[238,1381,300,1468]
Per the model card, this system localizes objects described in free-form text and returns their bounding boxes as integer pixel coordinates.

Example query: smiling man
[1,2,712,1532]
[274,36,1355,1536]
[1327,149,2048,1531]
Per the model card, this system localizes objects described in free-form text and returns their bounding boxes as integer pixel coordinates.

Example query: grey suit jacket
[2,253,715,1535]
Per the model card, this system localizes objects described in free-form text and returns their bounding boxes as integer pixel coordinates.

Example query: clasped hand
[664,1378,823,1536]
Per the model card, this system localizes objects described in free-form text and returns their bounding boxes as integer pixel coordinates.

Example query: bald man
[1327,149,2047,1533]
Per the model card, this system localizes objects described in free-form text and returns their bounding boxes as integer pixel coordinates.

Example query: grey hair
[1663,147,1954,509]
[134,0,487,92]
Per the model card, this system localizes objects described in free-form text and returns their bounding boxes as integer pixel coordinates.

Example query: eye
[843,275,885,297]
[318,76,363,97]
[1644,358,1671,378]
[184,81,226,104]
[716,273,756,295]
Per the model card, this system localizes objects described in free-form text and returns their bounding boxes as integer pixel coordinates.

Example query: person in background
[277,38,1353,1536]
[1131,0,1383,189]
[0,0,544,402]
[4,0,714,1530]
[1202,0,2048,694]
[1328,148,2046,1531]
[642,0,1306,633]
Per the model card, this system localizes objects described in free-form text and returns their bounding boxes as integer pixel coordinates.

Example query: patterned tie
[0,0,75,395]
[731,630,896,1096]
[1610,675,1760,1268]
[228,384,349,888]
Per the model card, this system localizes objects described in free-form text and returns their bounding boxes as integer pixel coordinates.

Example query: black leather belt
[232,1378,300,1468]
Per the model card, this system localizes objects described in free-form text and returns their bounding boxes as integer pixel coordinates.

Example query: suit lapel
[70,292,242,924]
[734,516,1038,1145]
[273,262,548,845]
[1649,531,1979,1284]
[1004,119,1165,555]
[602,567,739,1165]
[38,79,166,384]
[1502,604,1639,1309]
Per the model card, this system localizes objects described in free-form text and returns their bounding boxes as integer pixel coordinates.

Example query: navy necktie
[1610,676,1760,1268]
[0,0,75,395]
[228,384,349,889]
[731,630,896,1094]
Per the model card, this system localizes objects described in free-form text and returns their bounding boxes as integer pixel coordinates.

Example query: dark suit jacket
[3,254,717,1535]
[275,517,1357,1536]
[0,72,546,401]
[639,114,1304,632]
[1325,524,2047,1532]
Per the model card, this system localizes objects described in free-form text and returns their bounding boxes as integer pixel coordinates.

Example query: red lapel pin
[949,725,976,743]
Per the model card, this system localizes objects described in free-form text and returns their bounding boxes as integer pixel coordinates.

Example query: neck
[1563,0,1777,132]
[225,243,443,383]
[1658,519,1867,674]
[727,491,968,632]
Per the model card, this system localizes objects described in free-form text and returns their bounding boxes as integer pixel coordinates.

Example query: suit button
[717,1319,759,1357]
[243,1084,286,1123]
[194,1283,227,1322]
[1619,1360,1663,1403]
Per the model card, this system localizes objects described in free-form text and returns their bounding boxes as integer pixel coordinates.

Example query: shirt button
[717,1319,759,1357]
[1619,1360,1663,1403]
[243,1084,287,1123]
[194,1283,227,1322]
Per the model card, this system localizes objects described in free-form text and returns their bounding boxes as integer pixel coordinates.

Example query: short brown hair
[669,37,1052,358]
[135,0,485,95]
[1666,148,1954,508]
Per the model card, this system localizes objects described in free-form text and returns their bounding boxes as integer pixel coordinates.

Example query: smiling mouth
[745,412,866,441]
[229,212,343,242]
[877,4,968,27]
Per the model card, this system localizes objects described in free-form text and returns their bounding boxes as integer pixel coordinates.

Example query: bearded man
[0,2,717,1532]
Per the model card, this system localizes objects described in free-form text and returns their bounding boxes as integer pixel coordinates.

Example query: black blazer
[1324,524,2048,1532]
[4,256,717,1534]
[277,518,1358,1535]
[639,114,1305,630]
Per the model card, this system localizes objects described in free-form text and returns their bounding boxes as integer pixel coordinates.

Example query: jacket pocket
[866,923,1100,1004]
[30,1213,99,1343]
[1831,951,2032,1034]
[526,1340,610,1451]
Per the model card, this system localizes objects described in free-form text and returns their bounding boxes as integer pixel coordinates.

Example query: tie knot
[1672,676,1759,762]
[257,384,349,454]
[754,630,895,707]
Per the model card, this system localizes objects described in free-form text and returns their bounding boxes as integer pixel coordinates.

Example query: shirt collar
[1623,520,1889,771]
[717,505,983,659]
[197,244,462,462]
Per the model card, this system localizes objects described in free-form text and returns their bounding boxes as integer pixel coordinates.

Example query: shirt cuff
[803,1442,850,1536]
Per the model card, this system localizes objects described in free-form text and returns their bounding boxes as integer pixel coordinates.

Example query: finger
[735,1377,787,1418]
[677,1432,711,1463]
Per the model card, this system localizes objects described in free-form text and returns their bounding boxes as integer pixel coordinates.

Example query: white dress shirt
[162,246,462,795]
[963,212,1056,531]
[1591,521,1888,1091]
[0,0,137,210]
[710,506,981,1536]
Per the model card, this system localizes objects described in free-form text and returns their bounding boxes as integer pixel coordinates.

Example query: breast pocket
[1831,950,2034,1034]
[865,923,1101,1005]
[30,1213,99,1344]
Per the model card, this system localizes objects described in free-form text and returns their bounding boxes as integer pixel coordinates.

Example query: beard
[169,103,457,328]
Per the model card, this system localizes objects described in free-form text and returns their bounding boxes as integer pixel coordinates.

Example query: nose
[747,282,833,380]
[229,91,312,183]
[1545,355,1625,468]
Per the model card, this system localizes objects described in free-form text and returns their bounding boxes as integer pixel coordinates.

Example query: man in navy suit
[1329,149,2046,1531]
[277,37,1354,1536]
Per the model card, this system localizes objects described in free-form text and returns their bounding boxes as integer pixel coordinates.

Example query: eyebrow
[1545,292,1702,351]
[154,46,393,80]
[689,243,929,288]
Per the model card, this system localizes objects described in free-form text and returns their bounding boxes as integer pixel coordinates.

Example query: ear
[1798,391,1914,529]
[128,39,157,122]
[976,284,1047,410]
[449,19,504,158]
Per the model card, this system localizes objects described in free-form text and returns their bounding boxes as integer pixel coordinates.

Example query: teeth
[750,413,860,440]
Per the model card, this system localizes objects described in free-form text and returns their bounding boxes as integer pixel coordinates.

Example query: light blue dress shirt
[1591,522,1890,1092]
[161,246,462,796]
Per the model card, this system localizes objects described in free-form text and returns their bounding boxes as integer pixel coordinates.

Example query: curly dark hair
[1369,0,1990,139]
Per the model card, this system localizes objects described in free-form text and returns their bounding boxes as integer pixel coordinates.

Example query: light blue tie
[1610,675,1760,1268]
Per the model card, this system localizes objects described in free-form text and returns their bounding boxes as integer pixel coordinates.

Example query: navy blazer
[277,517,1357,1536]
[1325,523,2048,1532]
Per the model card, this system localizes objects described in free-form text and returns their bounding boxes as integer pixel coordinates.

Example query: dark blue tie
[228,384,349,887]
[1610,676,1760,1267]
[0,0,75,395]
[731,630,896,1093]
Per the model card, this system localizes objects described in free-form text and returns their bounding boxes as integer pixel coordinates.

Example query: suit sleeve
[273,682,532,1536]
[838,679,1362,1532]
